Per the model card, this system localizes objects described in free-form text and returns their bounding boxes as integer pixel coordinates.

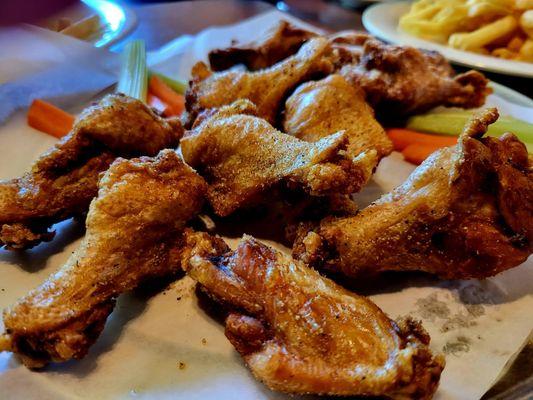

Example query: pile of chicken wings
[1,21,531,399]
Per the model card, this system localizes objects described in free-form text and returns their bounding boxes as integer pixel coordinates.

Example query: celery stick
[406,112,533,152]
[117,40,147,102]
[149,71,188,95]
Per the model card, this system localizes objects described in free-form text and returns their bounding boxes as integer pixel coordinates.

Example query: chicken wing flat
[181,100,377,217]
[340,37,491,117]
[283,74,393,160]
[182,232,444,399]
[208,20,317,72]
[294,109,532,280]
[0,94,182,250]
[185,37,334,126]
[0,150,206,368]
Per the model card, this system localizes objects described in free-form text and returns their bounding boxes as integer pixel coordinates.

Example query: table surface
[44,0,533,399]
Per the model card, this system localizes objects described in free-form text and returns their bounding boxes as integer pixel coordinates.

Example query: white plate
[362,1,533,78]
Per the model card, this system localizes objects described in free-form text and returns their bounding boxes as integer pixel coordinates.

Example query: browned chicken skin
[294,109,532,280]
[185,37,334,126]
[283,74,393,160]
[182,232,444,399]
[340,37,491,117]
[0,150,206,367]
[205,21,490,118]
[208,20,317,71]
[181,100,377,217]
[0,94,182,250]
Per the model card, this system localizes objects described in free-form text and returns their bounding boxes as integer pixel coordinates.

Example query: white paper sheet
[0,10,532,400]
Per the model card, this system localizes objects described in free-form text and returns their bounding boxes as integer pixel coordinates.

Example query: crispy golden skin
[294,109,532,280]
[283,74,393,160]
[340,37,491,116]
[181,100,377,217]
[203,20,489,118]
[185,37,334,126]
[182,232,444,399]
[0,150,206,368]
[0,94,182,250]
[208,20,317,72]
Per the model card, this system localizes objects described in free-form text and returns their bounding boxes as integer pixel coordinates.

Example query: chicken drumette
[294,109,532,280]
[283,74,393,160]
[204,20,490,118]
[0,94,182,250]
[208,20,317,72]
[185,37,334,126]
[182,232,444,399]
[340,36,491,117]
[181,100,377,217]
[0,150,206,367]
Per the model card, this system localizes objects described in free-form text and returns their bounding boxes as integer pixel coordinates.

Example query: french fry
[491,47,518,58]
[400,0,533,62]
[400,0,468,41]
[520,10,533,39]
[507,35,525,51]
[519,39,533,61]
[467,1,510,19]
[515,0,533,10]
[448,15,518,50]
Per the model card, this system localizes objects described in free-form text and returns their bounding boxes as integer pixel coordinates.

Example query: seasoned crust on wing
[181,100,377,217]
[284,74,393,160]
[208,20,317,71]
[340,37,491,116]
[182,232,444,399]
[0,94,183,250]
[185,37,335,127]
[294,109,532,280]
[1,150,206,368]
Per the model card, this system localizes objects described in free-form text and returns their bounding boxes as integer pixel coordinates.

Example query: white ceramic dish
[37,0,137,48]
[362,1,533,78]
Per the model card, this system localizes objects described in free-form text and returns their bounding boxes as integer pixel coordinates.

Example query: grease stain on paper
[443,336,471,356]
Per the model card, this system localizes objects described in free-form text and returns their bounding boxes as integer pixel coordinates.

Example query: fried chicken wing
[208,20,317,72]
[185,37,334,126]
[0,94,182,250]
[181,100,377,217]
[340,37,491,116]
[0,150,206,367]
[182,232,444,399]
[294,109,532,280]
[283,74,393,160]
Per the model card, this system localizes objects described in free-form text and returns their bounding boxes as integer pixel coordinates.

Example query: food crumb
[178,362,186,370]
[201,338,207,345]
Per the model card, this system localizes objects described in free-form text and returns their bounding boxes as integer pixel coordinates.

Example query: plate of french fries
[363,0,533,77]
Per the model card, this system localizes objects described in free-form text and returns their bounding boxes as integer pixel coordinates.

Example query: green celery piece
[406,111,533,152]
[117,40,147,102]
[149,71,188,95]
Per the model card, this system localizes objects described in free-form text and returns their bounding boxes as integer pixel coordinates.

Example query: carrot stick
[148,75,185,116]
[147,93,169,115]
[387,128,457,151]
[27,99,75,139]
[402,143,442,165]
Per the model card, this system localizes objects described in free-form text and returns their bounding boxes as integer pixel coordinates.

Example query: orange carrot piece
[387,128,457,151]
[148,75,185,116]
[27,99,75,139]
[402,143,442,165]
[147,93,169,115]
